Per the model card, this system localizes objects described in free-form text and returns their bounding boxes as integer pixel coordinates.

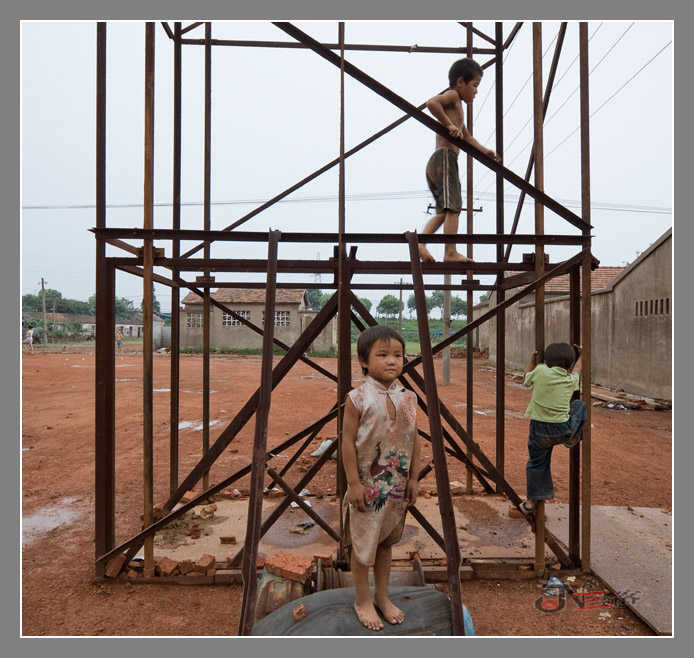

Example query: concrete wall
[179,303,336,352]
[473,233,672,400]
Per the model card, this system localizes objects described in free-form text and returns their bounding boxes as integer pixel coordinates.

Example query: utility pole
[40,278,48,344]
[398,278,403,335]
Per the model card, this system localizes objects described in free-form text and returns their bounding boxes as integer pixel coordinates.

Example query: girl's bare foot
[373,596,405,625]
[419,245,436,262]
[443,251,474,263]
[354,600,384,631]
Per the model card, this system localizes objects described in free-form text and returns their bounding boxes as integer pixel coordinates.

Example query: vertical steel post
[494,21,506,489]
[202,22,212,492]
[532,21,547,573]
[336,22,351,554]
[142,21,156,578]
[568,265,581,563]
[579,22,593,570]
[407,232,465,635]
[169,21,182,495]
[94,21,114,579]
[238,231,280,635]
[465,24,474,494]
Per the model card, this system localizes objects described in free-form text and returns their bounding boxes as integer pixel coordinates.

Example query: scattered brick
[508,506,525,519]
[265,551,313,583]
[206,568,216,576]
[105,553,127,579]
[266,489,284,498]
[424,492,431,499]
[519,565,532,571]
[179,559,194,575]
[293,604,307,622]
[256,556,266,569]
[156,556,179,577]
[550,562,562,571]
[313,552,333,567]
[449,481,464,494]
[194,554,216,573]
[220,535,237,545]
[180,490,198,504]
[126,569,140,579]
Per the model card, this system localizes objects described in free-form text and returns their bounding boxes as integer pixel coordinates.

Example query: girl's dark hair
[544,342,576,370]
[448,57,483,87]
[357,325,406,375]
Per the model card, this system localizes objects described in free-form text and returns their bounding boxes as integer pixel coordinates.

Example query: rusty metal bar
[239,230,280,635]
[408,506,446,552]
[579,22,593,571]
[503,22,524,49]
[266,467,341,542]
[202,22,213,492]
[568,265,581,563]
[504,22,568,262]
[93,21,113,578]
[142,21,156,578]
[169,21,182,495]
[179,35,496,55]
[465,24,474,495]
[458,22,496,45]
[495,22,506,491]
[532,22,547,571]
[336,23,350,554]
[95,227,589,246]
[406,231,464,635]
[273,21,590,233]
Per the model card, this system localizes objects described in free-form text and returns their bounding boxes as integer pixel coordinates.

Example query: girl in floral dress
[342,326,420,631]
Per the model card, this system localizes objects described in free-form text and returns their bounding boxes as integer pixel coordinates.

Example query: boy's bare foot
[419,245,435,262]
[354,600,384,631]
[373,596,405,625]
[443,251,474,263]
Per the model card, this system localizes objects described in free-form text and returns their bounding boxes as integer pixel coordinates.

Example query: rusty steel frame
[93,21,593,635]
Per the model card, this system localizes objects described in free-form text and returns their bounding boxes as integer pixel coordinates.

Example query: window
[262,310,291,326]
[635,298,670,317]
[187,312,203,328]
[222,310,250,326]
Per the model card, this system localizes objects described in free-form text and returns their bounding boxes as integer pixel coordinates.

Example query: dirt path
[21,349,671,636]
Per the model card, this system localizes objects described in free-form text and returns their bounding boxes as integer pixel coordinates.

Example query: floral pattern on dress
[364,443,410,511]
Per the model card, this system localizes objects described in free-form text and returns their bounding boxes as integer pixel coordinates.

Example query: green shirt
[524,363,580,423]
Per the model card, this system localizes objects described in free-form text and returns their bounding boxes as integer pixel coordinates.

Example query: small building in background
[179,289,336,353]
[473,228,672,400]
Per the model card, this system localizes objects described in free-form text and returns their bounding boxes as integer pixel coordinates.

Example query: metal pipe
[93,22,115,579]
[465,24,474,494]
[141,21,156,578]
[169,21,182,495]
[495,22,506,490]
[579,21,593,571]
[239,230,280,635]
[406,232,465,635]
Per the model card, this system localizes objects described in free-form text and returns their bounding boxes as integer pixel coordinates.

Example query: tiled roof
[181,288,307,306]
[507,266,625,293]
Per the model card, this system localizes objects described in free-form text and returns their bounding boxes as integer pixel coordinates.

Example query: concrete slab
[545,505,672,635]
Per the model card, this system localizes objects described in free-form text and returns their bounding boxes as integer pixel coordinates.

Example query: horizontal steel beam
[93,227,589,246]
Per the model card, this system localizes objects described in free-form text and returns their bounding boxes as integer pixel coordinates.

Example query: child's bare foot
[419,245,436,262]
[443,251,474,263]
[373,595,405,625]
[354,600,384,631]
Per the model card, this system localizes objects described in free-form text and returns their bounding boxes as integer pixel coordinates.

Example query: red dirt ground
[21,347,671,636]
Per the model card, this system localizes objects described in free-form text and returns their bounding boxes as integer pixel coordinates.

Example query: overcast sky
[21,20,673,314]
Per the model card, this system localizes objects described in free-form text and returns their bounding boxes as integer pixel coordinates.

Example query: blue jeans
[526,400,587,500]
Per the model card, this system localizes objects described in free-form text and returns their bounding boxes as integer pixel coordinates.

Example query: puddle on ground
[23,498,81,546]
[178,419,222,431]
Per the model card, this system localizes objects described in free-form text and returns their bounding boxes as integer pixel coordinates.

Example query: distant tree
[357,297,373,313]
[451,296,467,318]
[318,293,333,310]
[479,291,491,303]
[90,294,137,319]
[22,293,42,312]
[376,294,401,319]
[306,289,323,311]
[430,290,445,316]
[407,293,433,318]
